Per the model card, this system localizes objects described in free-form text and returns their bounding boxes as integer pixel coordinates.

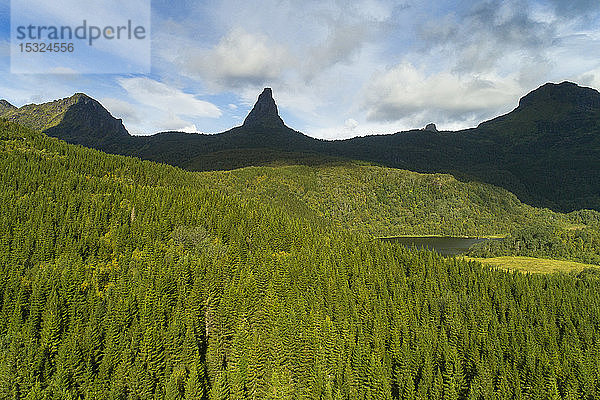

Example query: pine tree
[184,365,205,400]
[40,291,62,363]
[165,366,187,400]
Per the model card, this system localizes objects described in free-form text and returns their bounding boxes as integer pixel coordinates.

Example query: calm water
[381,236,501,256]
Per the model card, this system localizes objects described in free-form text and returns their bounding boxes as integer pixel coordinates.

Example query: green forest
[198,165,600,266]
[1,119,600,399]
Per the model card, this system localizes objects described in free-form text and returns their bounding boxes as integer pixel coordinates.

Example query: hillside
[201,164,567,236]
[2,89,599,264]
[200,164,600,265]
[3,82,599,212]
[1,120,600,398]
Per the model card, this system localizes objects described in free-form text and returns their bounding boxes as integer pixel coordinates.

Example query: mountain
[124,88,330,168]
[2,82,599,211]
[216,88,316,149]
[477,81,600,141]
[0,93,129,148]
[325,82,600,211]
[0,99,16,114]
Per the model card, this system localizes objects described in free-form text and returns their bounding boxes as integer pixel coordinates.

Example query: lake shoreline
[377,235,505,256]
[374,234,507,240]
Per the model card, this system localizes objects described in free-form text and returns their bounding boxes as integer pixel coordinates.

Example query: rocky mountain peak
[0,99,16,111]
[518,81,600,112]
[0,93,129,143]
[243,88,285,127]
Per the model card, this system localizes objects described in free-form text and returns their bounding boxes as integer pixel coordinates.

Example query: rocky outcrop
[424,123,438,132]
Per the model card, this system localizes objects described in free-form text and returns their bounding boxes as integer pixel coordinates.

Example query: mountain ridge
[1,81,599,211]
[3,81,599,139]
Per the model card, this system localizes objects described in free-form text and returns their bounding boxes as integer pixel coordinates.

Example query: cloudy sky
[1,0,600,139]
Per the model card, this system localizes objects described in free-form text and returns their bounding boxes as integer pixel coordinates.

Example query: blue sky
[1,0,600,139]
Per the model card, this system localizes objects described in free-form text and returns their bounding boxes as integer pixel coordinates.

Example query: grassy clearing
[465,256,599,274]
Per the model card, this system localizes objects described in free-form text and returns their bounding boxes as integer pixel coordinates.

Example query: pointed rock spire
[243,88,285,127]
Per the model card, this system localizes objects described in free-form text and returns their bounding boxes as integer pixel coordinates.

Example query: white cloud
[179,124,200,133]
[154,0,391,91]
[345,118,359,130]
[303,23,372,80]
[154,113,200,133]
[101,97,204,134]
[363,62,522,125]
[578,67,600,90]
[182,28,290,89]
[308,119,408,140]
[99,78,222,134]
[99,97,142,126]
[3,0,600,139]
[117,77,221,118]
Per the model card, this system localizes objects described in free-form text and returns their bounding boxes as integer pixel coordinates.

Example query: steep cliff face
[242,88,285,128]
[44,94,130,145]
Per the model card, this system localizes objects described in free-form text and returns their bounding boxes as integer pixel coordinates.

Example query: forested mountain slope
[201,163,578,237]
[1,120,600,399]
[201,164,600,265]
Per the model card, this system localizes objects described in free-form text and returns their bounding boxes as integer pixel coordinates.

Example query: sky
[1,0,600,139]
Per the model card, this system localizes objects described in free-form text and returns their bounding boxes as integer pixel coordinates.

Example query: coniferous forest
[1,118,600,400]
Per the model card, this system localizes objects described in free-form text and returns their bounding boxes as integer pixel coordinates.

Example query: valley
[0,82,599,399]
[3,0,600,397]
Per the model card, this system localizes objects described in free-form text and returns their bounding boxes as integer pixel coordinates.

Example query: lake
[380,236,501,256]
